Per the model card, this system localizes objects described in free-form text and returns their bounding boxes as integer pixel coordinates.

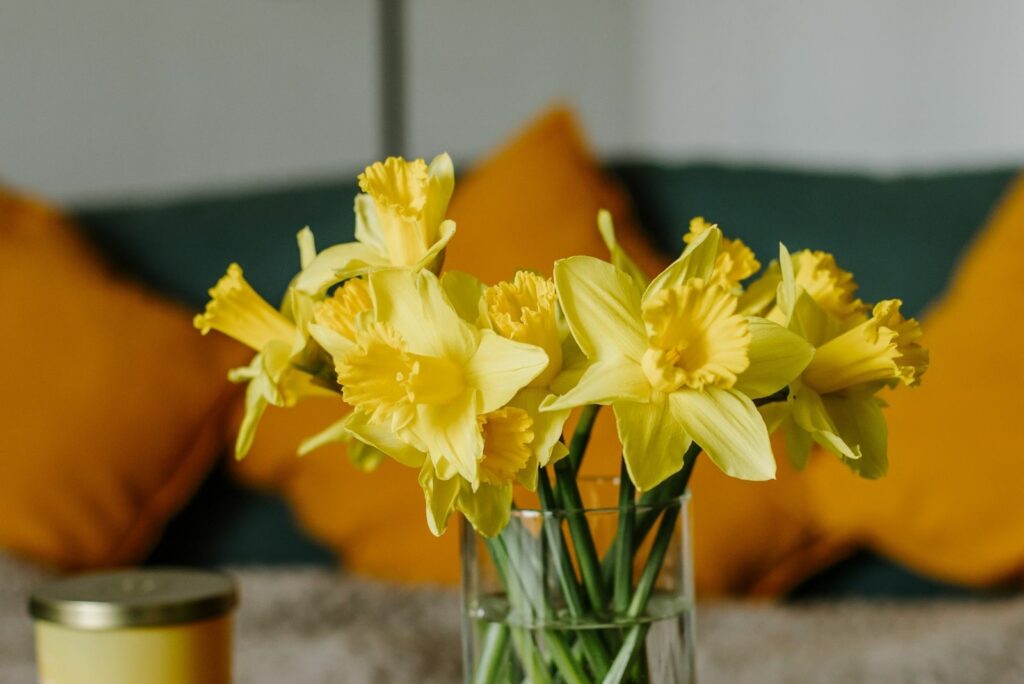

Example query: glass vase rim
[510,474,691,518]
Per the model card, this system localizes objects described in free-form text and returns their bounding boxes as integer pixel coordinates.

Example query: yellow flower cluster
[195,153,928,537]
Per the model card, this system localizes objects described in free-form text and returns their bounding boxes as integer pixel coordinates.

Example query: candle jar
[29,568,237,684]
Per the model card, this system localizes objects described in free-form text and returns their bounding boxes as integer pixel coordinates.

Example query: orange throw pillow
[795,175,1024,590]
[0,188,245,569]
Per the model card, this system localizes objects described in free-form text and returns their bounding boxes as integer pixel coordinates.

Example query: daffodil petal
[416,390,484,484]
[541,357,651,411]
[424,153,455,232]
[823,395,888,478]
[738,262,781,316]
[671,387,776,481]
[260,340,293,398]
[509,388,571,487]
[758,399,792,434]
[643,225,721,304]
[370,268,477,362]
[777,243,797,323]
[296,227,317,269]
[295,241,386,295]
[782,414,813,469]
[466,330,549,414]
[789,290,836,348]
[791,386,859,460]
[281,371,337,405]
[553,256,646,362]
[308,322,354,360]
[419,461,460,536]
[441,270,487,325]
[597,209,649,291]
[734,317,815,398]
[348,441,387,473]
[458,482,512,538]
[296,417,349,457]
[343,410,426,469]
[413,219,456,276]
[236,379,269,460]
[614,396,693,491]
[354,194,387,255]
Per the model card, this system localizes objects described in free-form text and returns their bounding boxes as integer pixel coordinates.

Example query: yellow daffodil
[438,269,583,489]
[597,210,649,292]
[295,154,456,295]
[291,276,390,470]
[543,227,814,490]
[332,268,549,487]
[367,404,536,537]
[685,217,761,289]
[194,250,335,458]
[769,245,928,477]
[750,247,869,324]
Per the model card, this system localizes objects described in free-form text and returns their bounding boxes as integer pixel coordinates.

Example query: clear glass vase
[461,478,695,683]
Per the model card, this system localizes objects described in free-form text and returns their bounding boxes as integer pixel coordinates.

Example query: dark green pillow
[611,163,1015,317]
[76,178,360,309]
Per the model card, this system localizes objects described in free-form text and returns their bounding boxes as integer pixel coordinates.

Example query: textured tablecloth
[3,553,1023,683]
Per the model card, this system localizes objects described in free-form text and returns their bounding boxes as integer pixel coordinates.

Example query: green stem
[553,458,608,614]
[601,505,681,684]
[509,627,550,684]
[543,630,591,684]
[537,470,612,676]
[600,624,647,684]
[472,623,510,684]
[626,505,680,619]
[611,458,635,615]
[601,442,701,585]
[482,536,582,683]
[568,404,601,472]
[638,441,702,508]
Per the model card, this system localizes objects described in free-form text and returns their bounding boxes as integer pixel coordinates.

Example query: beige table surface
[4,553,1022,683]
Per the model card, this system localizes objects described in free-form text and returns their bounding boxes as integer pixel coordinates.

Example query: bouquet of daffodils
[196,154,927,682]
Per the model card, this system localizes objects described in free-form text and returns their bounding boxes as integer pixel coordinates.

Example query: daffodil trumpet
[196,150,927,684]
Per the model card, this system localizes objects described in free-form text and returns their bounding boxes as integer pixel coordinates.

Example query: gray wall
[2,0,1022,203]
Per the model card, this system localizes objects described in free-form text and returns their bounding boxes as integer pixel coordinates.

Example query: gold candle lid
[29,568,237,630]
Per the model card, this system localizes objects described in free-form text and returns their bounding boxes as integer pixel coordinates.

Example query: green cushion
[77,178,360,309]
[611,163,1016,317]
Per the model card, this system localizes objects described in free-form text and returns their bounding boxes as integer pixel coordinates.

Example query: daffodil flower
[746,246,868,323]
[440,269,584,489]
[295,154,456,295]
[194,249,335,458]
[684,217,761,289]
[768,245,928,477]
[333,268,549,487]
[349,402,536,537]
[429,406,538,536]
[543,227,814,490]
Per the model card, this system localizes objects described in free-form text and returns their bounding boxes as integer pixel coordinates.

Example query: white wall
[2,1,1023,203]
[629,0,1024,170]
[0,0,378,203]
[405,0,631,164]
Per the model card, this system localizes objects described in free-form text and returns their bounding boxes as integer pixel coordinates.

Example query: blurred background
[5,0,1024,204]
[2,0,1023,609]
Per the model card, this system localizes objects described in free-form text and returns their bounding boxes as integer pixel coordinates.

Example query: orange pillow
[794,175,1024,590]
[0,188,246,569]
[228,108,669,583]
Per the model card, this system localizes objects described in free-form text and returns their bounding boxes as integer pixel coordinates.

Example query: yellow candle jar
[29,568,237,684]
